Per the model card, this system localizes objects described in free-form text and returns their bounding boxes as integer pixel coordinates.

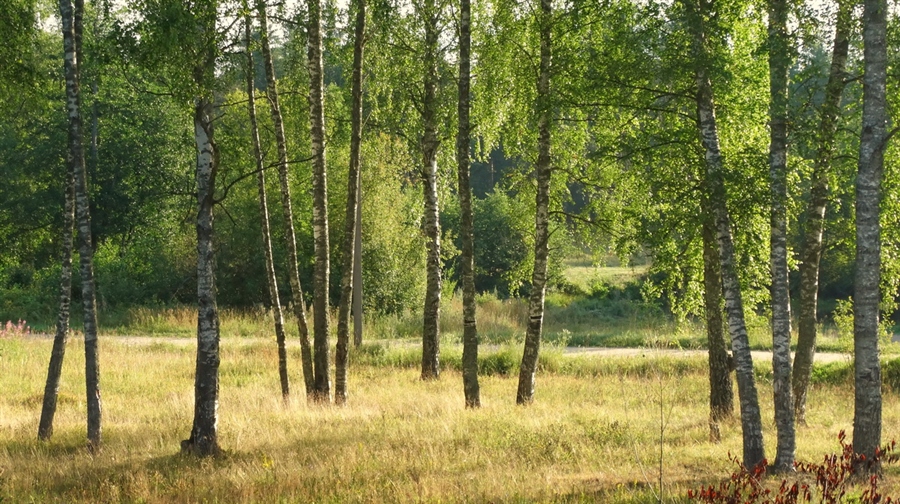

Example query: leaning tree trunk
[336,0,366,405]
[182,95,222,457]
[702,203,733,442]
[257,0,315,397]
[38,151,76,441]
[245,11,290,400]
[420,0,442,381]
[683,0,765,469]
[853,0,887,473]
[457,0,480,408]
[308,0,332,402]
[516,0,552,405]
[59,0,102,451]
[792,0,851,424]
[767,0,795,472]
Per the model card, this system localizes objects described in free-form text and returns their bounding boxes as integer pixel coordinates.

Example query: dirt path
[563,346,852,364]
[42,334,853,364]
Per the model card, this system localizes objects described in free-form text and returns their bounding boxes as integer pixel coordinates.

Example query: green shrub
[480,347,519,376]
[882,358,900,393]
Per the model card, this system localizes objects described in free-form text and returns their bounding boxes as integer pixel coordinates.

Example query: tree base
[180,436,221,457]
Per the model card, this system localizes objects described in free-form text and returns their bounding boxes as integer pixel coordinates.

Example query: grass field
[2,334,900,503]
[4,265,900,502]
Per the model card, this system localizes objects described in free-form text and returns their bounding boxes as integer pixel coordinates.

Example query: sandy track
[28,334,853,364]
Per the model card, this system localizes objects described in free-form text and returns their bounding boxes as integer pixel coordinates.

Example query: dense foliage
[0,0,897,330]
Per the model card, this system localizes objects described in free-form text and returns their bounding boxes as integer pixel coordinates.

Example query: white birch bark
[59,0,102,451]
[38,149,76,440]
[307,0,332,401]
[336,0,366,404]
[516,0,552,405]
[457,0,480,407]
[420,0,442,380]
[245,12,290,399]
[256,0,316,397]
[767,0,795,472]
[184,95,222,457]
[853,0,887,471]
[682,0,765,468]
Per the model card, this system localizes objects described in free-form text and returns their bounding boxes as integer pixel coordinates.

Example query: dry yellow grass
[2,335,899,503]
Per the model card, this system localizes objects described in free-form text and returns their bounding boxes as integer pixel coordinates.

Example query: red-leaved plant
[687,431,898,504]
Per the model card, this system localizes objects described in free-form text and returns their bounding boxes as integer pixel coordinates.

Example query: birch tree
[792,0,852,424]
[38,138,76,441]
[336,0,366,404]
[245,9,290,400]
[308,0,332,400]
[457,0,479,407]
[256,0,315,396]
[419,0,442,381]
[766,0,794,472]
[57,0,103,451]
[516,0,552,405]
[853,0,888,471]
[172,0,223,456]
[702,204,733,441]
[681,0,765,469]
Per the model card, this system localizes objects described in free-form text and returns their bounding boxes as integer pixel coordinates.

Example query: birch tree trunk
[336,0,366,405]
[683,0,765,468]
[853,0,887,472]
[420,0,442,381]
[353,204,363,348]
[257,0,315,397]
[58,0,102,451]
[38,153,75,441]
[516,0,552,405]
[457,0,479,407]
[307,0,332,401]
[182,1,222,455]
[246,12,290,400]
[183,95,222,457]
[702,204,733,441]
[792,0,850,424]
[767,0,795,472]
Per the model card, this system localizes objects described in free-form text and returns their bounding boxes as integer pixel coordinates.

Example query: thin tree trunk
[38,154,76,441]
[420,0,442,381]
[336,0,366,405]
[307,0,332,401]
[767,0,795,472]
[257,0,315,397]
[516,0,551,405]
[853,0,887,472]
[353,202,363,348]
[245,11,290,400]
[457,0,479,408]
[702,204,732,442]
[59,0,102,451]
[683,0,765,468]
[182,95,222,457]
[792,0,851,424]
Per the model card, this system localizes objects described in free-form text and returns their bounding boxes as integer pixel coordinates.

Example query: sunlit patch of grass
[3,336,900,503]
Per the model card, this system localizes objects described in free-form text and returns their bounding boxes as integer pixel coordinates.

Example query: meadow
[4,264,900,503]
[3,326,900,503]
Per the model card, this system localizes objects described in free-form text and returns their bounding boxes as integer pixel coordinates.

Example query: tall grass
[2,336,899,503]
